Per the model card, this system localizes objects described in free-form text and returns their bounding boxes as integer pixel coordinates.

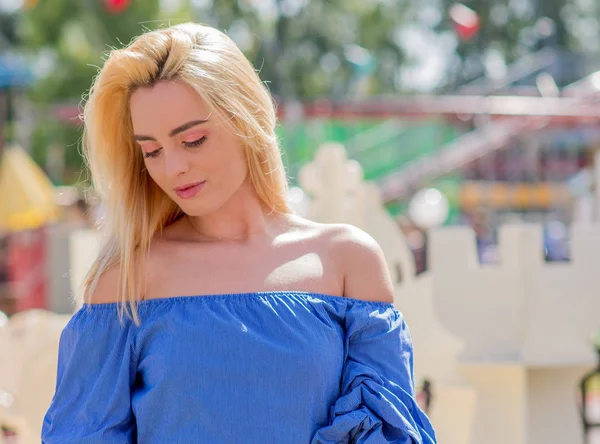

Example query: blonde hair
[82,23,290,323]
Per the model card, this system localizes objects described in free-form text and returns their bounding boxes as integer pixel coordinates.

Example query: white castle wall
[428,223,600,444]
[429,224,600,366]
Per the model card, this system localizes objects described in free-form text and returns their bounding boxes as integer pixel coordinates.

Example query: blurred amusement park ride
[283,48,600,232]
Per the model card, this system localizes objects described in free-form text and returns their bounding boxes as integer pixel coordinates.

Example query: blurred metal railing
[376,73,600,203]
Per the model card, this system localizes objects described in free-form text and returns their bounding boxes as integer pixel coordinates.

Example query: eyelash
[144,149,161,159]
[183,136,207,148]
[143,136,207,159]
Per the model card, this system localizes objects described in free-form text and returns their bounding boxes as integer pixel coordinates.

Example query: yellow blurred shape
[0,145,58,232]
[460,181,570,210]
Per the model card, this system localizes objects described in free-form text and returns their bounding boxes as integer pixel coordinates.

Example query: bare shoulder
[288,216,394,303]
[84,218,191,305]
[85,264,121,305]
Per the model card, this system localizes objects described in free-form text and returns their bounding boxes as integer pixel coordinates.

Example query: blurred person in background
[0,236,12,315]
[55,187,93,229]
[41,23,436,443]
[464,208,497,264]
[397,215,428,274]
[65,198,92,228]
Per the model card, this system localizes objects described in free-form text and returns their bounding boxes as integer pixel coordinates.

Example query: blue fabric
[42,292,436,443]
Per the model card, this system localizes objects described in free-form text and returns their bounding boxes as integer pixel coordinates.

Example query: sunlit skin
[96,80,395,304]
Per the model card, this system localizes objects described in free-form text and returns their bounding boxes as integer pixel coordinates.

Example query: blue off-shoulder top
[42,292,436,443]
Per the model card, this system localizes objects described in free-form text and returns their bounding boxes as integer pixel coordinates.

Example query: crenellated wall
[429,223,600,367]
[426,223,599,443]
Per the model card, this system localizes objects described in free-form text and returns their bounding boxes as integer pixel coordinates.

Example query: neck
[186,182,278,242]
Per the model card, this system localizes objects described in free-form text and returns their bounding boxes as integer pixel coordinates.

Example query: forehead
[129,81,213,132]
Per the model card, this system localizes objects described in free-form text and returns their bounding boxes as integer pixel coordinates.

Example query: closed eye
[144,148,162,159]
[183,136,207,148]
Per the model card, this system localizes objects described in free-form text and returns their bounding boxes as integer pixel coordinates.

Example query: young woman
[42,22,436,443]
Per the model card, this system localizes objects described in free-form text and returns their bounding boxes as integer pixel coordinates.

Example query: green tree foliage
[4,0,175,183]
[190,0,409,99]
[434,0,590,89]
[19,0,164,102]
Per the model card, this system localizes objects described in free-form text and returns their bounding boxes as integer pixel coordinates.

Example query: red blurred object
[6,228,48,313]
[449,3,480,41]
[105,0,130,14]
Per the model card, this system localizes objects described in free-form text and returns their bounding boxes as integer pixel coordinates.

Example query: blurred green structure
[279,117,462,220]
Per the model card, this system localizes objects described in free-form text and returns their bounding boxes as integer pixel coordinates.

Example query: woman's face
[129,81,249,216]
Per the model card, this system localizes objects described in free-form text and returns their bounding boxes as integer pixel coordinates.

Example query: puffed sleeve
[41,305,137,443]
[311,301,436,444]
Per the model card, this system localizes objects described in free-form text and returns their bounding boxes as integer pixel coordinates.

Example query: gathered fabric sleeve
[42,305,138,443]
[312,301,437,444]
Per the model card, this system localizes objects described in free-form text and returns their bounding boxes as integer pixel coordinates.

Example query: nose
[163,147,189,178]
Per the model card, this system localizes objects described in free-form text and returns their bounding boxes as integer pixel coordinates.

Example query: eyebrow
[133,119,209,141]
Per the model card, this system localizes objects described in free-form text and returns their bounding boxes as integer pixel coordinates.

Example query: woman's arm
[311,224,436,444]
[42,271,137,443]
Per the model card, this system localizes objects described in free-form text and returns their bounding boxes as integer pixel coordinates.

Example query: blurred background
[2,0,600,443]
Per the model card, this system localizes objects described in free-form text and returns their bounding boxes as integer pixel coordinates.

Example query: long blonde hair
[82,23,290,323]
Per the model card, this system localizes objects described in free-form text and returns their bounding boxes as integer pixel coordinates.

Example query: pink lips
[174,181,206,199]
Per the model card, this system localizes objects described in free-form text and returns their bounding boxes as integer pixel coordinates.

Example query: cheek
[223,142,248,173]
[220,150,248,185]
[201,140,247,175]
